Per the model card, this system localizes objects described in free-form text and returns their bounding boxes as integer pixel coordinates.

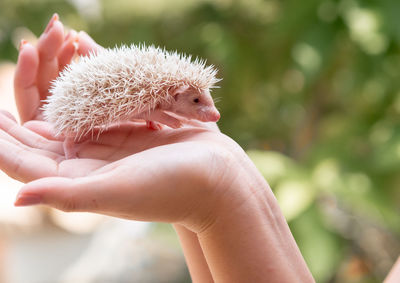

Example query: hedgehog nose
[209,110,220,122]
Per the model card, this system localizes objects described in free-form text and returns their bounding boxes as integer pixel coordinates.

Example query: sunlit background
[0,0,399,282]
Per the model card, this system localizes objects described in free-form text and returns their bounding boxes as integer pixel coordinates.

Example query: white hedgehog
[43,44,221,158]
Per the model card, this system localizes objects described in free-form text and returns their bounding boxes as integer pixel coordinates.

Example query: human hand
[2,15,314,282]
[7,14,242,232]
[1,106,243,231]
[7,15,225,282]
[2,113,315,283]
[14,13,101,124]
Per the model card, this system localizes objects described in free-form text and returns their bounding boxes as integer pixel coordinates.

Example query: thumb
[14,172,116,212]
[14,159,195,222]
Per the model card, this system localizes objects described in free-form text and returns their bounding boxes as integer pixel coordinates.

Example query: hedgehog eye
[193,98,200,103]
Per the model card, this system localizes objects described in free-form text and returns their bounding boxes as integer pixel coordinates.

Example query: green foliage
[290,205,345,283]
[1,0,399,282]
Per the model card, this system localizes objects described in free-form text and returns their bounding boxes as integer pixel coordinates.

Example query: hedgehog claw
[146,121,163,130]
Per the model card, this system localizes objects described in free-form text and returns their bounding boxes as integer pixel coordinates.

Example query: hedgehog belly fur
[43,44,220,139]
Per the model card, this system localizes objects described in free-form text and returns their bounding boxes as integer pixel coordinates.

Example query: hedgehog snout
[210,110,220,122]
[198,107,220,122]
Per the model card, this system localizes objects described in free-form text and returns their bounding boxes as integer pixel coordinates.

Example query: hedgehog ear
[171,85,190,101]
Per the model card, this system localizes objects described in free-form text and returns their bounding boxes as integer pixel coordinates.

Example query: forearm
[385,257,400,283]
[174,224,214,282]
[196,159,314,283]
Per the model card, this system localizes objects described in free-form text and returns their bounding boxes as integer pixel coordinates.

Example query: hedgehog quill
[43,44,221,158]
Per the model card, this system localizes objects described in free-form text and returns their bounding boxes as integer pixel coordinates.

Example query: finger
[0,129,23,145]
[23,120,64,141]
[15,172,116,211]
[0,110,17,123]
[0,129,63,161]
[14,157,137,212]
[0,113,64,154]
[0,139,58,183]
[14,147,199,222]
[37,14,63,60]
[14,41,41,123]
[36,15,65,101]
[14,41,38,88]
[77,31,102,56]
[58,29,78,71]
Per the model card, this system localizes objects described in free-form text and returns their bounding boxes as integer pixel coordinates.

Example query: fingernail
[73,36,79,50]
[19,39,28,51]
[14,193,42,207]
[44,13,59,34]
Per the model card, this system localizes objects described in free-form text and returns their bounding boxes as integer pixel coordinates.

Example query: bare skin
[8,13,400,283]
[2,14,321,283]
[385,257,400,283]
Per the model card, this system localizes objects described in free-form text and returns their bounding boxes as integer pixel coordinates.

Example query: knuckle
[56,193,81,212]
[59,198,80,212]
[57,195,100,213]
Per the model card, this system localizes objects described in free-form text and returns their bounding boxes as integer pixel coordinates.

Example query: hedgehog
[43,44,221,158]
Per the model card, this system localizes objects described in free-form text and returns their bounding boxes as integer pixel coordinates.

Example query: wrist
[176,142,256,232]
[177,138,270,233]
[188,147,314,282]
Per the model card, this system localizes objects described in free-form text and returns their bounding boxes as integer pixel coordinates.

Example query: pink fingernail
[19,39,28,51]
[14,193,42,207]
[44,13,59,34]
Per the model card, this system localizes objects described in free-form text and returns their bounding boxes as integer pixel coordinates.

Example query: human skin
[385,257,400,283]
[0,14,320,282]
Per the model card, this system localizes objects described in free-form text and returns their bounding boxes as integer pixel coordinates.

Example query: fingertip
[16,41,38,64]
[44,13,60,34]
[19,39,28,51]
[46,19,65,42]
[15,180,47,207]
[77,31,101,56]
[16,177,71,203]
[58,30,78,70]
[14,192,42,207]
[64,29,77,41]
[37,20,65,59]
[16,177,95,212]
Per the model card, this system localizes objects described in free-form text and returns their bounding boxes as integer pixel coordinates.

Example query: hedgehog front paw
[168,120,182,129]
[146,112,182,130]
[146,121,163,130]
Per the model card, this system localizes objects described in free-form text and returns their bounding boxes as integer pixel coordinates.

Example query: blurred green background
[0,0,399,282]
